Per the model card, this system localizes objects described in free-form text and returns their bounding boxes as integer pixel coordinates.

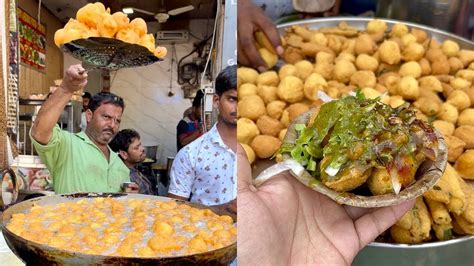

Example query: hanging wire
[200,0,221,86]
[168,43,177,96]
[37,0,42,26]
[200,0,222,132]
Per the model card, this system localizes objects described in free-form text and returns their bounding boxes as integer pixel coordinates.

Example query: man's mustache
[103,128,114,134]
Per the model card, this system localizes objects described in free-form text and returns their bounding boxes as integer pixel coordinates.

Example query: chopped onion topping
[318,91,334,103]
[389,167,402,194]
[325,165,340,177]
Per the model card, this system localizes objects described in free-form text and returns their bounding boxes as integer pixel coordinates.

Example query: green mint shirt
[30,125,130,194]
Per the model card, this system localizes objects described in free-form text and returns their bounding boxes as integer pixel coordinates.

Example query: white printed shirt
[169,124,237,206]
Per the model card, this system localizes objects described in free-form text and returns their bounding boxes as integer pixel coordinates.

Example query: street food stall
[1,0,237,264]
[237,2,474,265]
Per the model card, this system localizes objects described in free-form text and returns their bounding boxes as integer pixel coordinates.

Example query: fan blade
[131,7,156,16]
[168,5,194,16]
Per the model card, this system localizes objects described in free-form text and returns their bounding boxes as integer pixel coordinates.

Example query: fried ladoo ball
[237,118,259,144]
[154,46,167,58]
[283,46,305,64]
[111,12,130,31]
[398,76,420,100]
[459,50,474,66]
[314,61,334,80]
[419,76,443,92]
[354,34,376,55]
[278,64,297,80]
[54,29,66,47]
[366,19,387,34]
[257,115,284,137]
[390,23,409,38]
[438,103,459,124]
[316,51,335,64]
[367,168,393,195]
[361,87,382,100]
[257,71,279,87]
[334,59,357,83]
[425,48,445,63]
[454,149,474,179]
[418,58,432,76]
[401,34,417,47]
[336,52,356,63]
[457,108,474,126]
[287,103,309,122]
[266,100,287,120]
[310,32,328,46]
[55,19,90,46]
[442,40,460,57]
[432,120,455,136]
[450,78,472,90]
[449,57,465,74]
[350,71,376,88]
[402,42,425,61]
[257,85,278,104]
[76,2,107,28]
[445,135,466,162]
[129,18,147,37]
[355,54,379,72]
[431,58,451,75]
[139,34,156,53]
[64,18,90,34]
[238,67,259,84]
[399,61,422,78]
[304,73,327,101]
[238,95,266,120]
[250,135,282,159]
[294,60,314,81]
[411,28,428,43]
[447,90,471,111]
[457,69,474,82]
[379,40,401,65]
[454,125,474,148]
[413,97,441,116]
[238,83,257,100]
[97,13,118,38]
[277,76,304,103]
[116,28,140,44]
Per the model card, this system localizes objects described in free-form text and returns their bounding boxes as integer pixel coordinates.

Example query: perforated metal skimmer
[60,37,163,71]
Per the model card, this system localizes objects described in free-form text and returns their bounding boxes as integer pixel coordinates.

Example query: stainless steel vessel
[376,0,473,39]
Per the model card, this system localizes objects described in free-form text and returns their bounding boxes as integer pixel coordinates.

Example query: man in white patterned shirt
[168,65,237,212]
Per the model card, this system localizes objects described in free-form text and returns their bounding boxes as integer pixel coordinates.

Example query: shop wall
[112,19,215,166]
[18,0,63,98]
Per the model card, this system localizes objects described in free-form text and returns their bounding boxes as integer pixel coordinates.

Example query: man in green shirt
[30,64,137,194]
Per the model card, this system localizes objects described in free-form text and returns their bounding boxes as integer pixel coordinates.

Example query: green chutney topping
[279,92,438,193]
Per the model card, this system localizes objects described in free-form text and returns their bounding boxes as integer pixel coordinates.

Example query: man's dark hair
[88,92,125,112]
[215,65,237,96]
[82,92,92,99]
[192,89,204,107]
[109,129,140,153]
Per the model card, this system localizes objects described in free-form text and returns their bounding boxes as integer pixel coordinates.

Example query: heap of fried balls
[237,20,474,244]
[7,198,236,257]
[54,2,167,58]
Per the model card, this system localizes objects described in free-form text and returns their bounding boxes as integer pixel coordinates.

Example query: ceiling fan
[123,0,194,23]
